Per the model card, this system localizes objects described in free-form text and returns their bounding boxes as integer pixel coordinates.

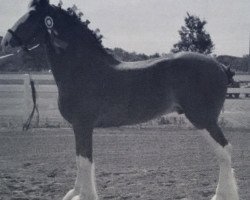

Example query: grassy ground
[1,98,250,129]
[0,127,249,200]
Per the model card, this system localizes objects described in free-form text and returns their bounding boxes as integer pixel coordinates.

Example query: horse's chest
[57,93,76,122]
[57,89,101,123]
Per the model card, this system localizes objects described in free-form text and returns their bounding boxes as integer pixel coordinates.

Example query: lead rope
[22,74,40,131]
[22,15,67,130]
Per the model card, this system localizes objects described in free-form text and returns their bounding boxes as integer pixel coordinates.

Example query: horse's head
[1,0,54,51]
[2,0,113,65]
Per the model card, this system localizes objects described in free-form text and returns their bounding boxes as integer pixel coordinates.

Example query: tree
[172,13,214,55]
[241,55,250,72]
[109,48,160,62]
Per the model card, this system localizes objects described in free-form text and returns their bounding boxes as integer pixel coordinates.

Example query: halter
[6,15,51,52]
[8,11,68,55]
[7,29,25,47]
[7,29,35,52]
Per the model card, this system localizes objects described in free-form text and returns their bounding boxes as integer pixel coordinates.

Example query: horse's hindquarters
[171,55,228,129]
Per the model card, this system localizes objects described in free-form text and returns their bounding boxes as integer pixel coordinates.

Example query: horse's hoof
[71,194,98,200]
[62,189,79,200]
[211,195,217,200]
[211,194,239,200]
[71,195,80,200]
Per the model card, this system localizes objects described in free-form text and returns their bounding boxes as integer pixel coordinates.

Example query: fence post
[23,74,31,122]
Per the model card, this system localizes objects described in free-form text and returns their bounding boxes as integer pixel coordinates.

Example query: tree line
[0,11,249,72]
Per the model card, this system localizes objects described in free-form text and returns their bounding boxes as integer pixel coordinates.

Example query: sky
[0,0,250,57]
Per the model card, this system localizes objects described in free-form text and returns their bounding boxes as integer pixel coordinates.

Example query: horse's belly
[95,104,130,127]
[94,99,178,127]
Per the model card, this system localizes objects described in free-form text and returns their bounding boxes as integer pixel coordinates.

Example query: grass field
[0,127,249,200]
[1,98,250,129]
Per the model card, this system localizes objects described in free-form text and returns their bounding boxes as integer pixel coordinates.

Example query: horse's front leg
[63,122,98,200]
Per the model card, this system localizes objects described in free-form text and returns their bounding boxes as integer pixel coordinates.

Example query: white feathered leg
[201,130,239,200]
[63,156,98,200]
[71,156,98,200]
[62,157,81,200]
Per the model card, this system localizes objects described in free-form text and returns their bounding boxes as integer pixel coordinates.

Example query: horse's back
[114,52,225,78]
[114,56,171,71]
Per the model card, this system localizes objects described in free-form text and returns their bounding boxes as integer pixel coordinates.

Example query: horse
[1,0,239,200]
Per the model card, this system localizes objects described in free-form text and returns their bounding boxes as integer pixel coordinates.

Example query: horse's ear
[29,0,50,9]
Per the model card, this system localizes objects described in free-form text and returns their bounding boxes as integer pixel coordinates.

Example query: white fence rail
[0,74,68,128]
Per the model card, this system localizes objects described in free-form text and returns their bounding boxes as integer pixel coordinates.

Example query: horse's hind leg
[200,124,239,200]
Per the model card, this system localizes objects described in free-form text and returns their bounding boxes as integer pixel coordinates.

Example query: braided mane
[29,0,104,49]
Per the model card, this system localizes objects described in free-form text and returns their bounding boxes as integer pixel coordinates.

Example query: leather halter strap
[8,29,24,46]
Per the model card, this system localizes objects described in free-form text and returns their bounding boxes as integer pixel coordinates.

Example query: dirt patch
[0,127,249,200]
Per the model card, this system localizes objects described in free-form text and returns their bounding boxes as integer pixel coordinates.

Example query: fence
[0,74,68,128]
[1,73,250,128]
[227,87,250,98]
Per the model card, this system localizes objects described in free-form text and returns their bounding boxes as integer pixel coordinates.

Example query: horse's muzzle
[1,31,22,53]
[1,31,13,53]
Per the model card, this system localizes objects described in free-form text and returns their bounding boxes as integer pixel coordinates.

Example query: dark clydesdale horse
[1,1,239,200]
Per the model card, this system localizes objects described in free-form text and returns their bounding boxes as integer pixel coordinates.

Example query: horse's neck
[46,39,119,89]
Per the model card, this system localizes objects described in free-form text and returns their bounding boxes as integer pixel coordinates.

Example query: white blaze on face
[1,7,36,50]
[12,6,36,32]
[1,31,12,52]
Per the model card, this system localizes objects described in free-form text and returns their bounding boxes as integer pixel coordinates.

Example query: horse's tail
[221,64,235,85]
